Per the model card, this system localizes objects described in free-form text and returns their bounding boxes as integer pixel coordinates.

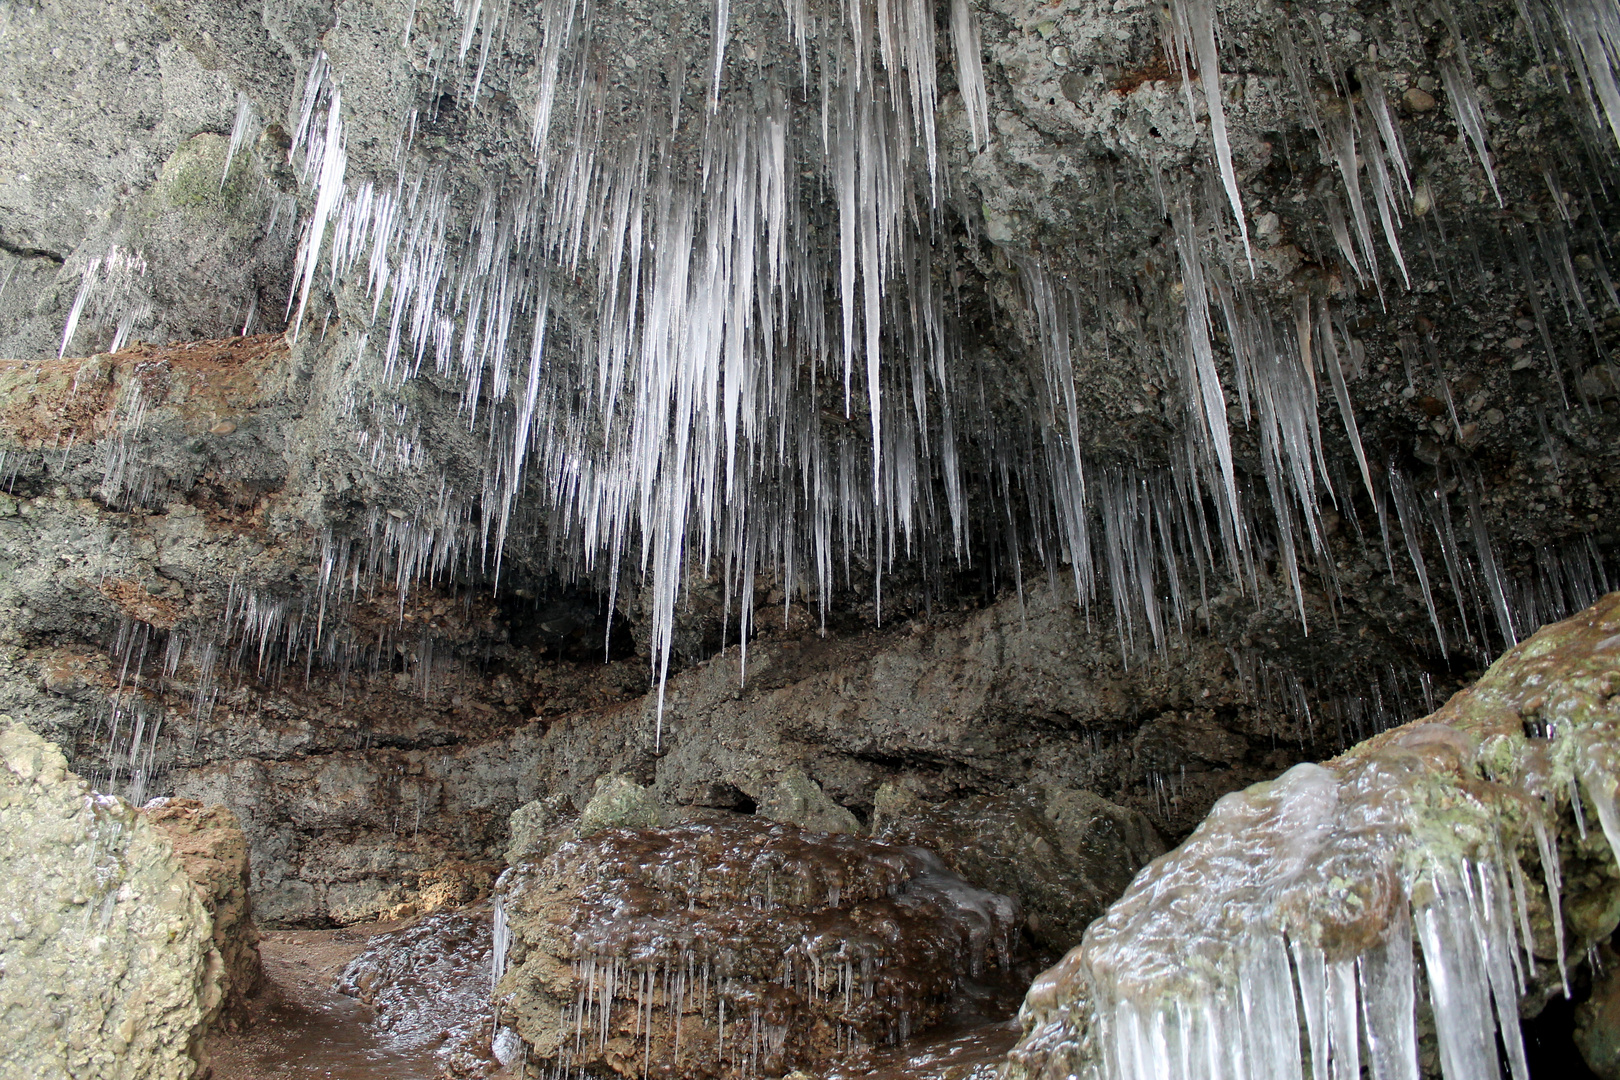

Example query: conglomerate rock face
[0,716,220,1080]
[1007,591,1620,1080]
[494,815,1025,1079]
[138,796,265,1023]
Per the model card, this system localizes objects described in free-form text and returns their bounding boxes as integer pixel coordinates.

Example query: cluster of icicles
[1017,697,1620,1080]
[46,0,1620,725]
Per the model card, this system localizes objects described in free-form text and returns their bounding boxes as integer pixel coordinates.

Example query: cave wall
[0,0,1617,932]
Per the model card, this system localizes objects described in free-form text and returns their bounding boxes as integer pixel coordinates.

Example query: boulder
[138,797,263,1022]
[576,773,663,836]
[758,766,863,835]
[1007,593,1620,1080]
[495,816,1024,1078]
[0,716,219,1080]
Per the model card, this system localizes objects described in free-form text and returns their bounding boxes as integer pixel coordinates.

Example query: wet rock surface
[3,2,1620,1075]
[1008,591,1620,1080]
[0,716,219,1080]
[336,908,500,1078]
[872,782,1164,954]
[496,815,1029,1078]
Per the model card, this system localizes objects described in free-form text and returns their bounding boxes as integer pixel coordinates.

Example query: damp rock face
[872,783,1165,953]
[0,716,220,1080]
[1007,592,1620,1080]
[337,907,500,1078]
[139,796,264,1022]
[495,816,1023,1078]
[1577,936,1620,1079]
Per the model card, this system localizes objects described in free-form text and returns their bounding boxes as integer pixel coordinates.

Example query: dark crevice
[0,235,66,264]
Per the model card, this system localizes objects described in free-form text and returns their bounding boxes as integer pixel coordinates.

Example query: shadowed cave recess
[2,0,1620,1076]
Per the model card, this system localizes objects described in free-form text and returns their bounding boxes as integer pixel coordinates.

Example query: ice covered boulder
[494,814,1023,1078]
[1008,593,1620,1080]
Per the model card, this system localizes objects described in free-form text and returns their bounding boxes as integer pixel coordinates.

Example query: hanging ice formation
[59,246,153,360]
[1009,593,1620,1080]
[38,0,1620,745]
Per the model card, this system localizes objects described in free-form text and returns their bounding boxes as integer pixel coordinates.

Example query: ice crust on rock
[1008,592,1620,1080]
[494,815,1023,1078]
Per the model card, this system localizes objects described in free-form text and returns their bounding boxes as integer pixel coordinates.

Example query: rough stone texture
[0,716,219,1080]
[0,1,292,358]
[496,815,1025,1079]
[506,792,576,865]
[138,796,265,1024]
[872,782,1164,954]
[0,0,1612,978]
[575,773,664,836]
[758,765,864,835]
[1577,936,1620,1080]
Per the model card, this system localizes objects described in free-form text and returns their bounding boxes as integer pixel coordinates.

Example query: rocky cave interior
[2,0,1620,1077]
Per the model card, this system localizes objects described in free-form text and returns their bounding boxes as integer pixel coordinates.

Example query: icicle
[1317,301,1374,503]
[1164,0,1253,270]
[1357,906,1418,1080]
[222,92,257,190]
[1438,58,1503,206]
[950,0,989,151]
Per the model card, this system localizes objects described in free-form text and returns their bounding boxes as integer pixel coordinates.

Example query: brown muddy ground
[203,919,1019,1080]
[201,923,509,1080]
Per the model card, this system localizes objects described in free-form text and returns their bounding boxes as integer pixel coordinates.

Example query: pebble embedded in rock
[1403,87,1436,111]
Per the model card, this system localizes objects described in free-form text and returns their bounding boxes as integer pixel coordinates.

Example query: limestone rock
[138,796,263,1024]
[0,716,218,1080]
[506,792,576,864]
[758,765,863,835]
[575,773,663,836]
[1007,593,1620,1080]
[873,783,1164,953]
[495,816,1024,1078]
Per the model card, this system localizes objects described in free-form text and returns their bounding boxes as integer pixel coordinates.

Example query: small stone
[1254,211,1281,244]
[575,774,663,836]
[209,420,236,435]
[1050,46,1070,66]
[1412,180,1433,216]
[758,766,861,834]
[1403,87,1436,112]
